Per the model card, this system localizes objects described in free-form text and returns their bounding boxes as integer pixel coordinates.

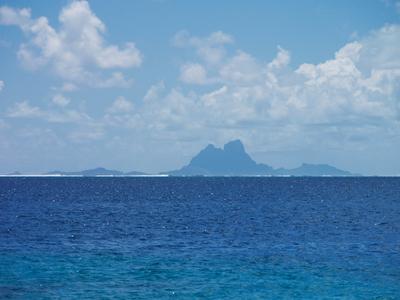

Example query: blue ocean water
[0,177,399,299]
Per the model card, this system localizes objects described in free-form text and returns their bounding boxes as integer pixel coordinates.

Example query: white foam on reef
[123,174,169,177]
[0,174,169,177]
[0,174,83,177]
[91,175,169,177]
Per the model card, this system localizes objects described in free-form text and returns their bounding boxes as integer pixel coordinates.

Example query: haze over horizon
[0,0,399,175]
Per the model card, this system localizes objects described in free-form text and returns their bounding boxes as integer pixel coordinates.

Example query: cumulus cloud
[106,96,134,114]
[173,30,233,65]
[179,63,209,85]
[220,51,263,84]
[64,23,397,153]
[134,24,400,152]
[68,124,104,143]
[8,100,91,123]
[0,6,31,27]
[6,99,105,145]
[0,80,4,91]
[7,101,43,118]
[60,82,78,92]
[144,81,165,102]
[268,46,290,69]
[173,30,233,48]
[94,72,133,88]
[52,94,70,107]
[0,1,142,87]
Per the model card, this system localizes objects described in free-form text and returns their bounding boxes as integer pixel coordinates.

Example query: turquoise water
[1,177,399,299]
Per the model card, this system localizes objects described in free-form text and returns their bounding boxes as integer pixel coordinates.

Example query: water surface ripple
[0,177,399,299]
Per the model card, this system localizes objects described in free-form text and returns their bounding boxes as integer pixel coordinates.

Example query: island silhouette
[26,139,354,176]
[166,140,353,176]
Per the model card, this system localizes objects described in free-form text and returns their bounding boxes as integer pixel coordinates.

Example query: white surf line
[0,174,170,177]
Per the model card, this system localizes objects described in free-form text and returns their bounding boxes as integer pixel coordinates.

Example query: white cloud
[94,72,133,88]
[46,109,91,123]
[136,24,400,152]
[8,100,91,123]
[0,1,142,87]
[8,101,43,118]
[358,25,400,71]
[173,30,233,65]
[61,82,77,92]
[201,85,228,107]
[295,42,363,91]
[52,94,70,107]
[5,98,105,148]
[219,51,263,84]
[268,46,290,69]
[179,63,208,85]
[0,80,4,91]
[101,23,400,152]
[68,124,104,143]
[0,6,31,27]
[173,30,233,48]
[106,96,134,114]
[144,81,165,102]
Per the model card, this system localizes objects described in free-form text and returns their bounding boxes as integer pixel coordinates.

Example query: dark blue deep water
[1,177,400,299]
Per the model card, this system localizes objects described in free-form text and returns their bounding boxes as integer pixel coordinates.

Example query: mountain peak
[223,139,245,153]
[204,143,217,151]
[169,139,273,175]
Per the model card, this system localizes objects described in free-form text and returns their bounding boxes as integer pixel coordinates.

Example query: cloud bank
[132,25,400,153]
[0,1,142,88]
[5,25,400,154]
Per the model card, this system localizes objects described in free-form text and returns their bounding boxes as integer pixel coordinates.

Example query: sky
[0,0,399,175]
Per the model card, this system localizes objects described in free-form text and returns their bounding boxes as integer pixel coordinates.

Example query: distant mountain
[166,139,355,176]
[46,167,123,176]
[45,167,147,176]
[167,140,274,176]
[275,163,353,176]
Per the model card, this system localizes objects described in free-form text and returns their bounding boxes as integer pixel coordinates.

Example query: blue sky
[0,0,399,175]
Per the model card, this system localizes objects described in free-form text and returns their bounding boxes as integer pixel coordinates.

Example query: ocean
[0,177,399,299]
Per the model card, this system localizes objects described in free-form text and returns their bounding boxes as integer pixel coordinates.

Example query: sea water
[0,177,399,299]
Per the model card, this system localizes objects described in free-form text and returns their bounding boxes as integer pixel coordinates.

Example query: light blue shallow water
[0,177,399,299]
